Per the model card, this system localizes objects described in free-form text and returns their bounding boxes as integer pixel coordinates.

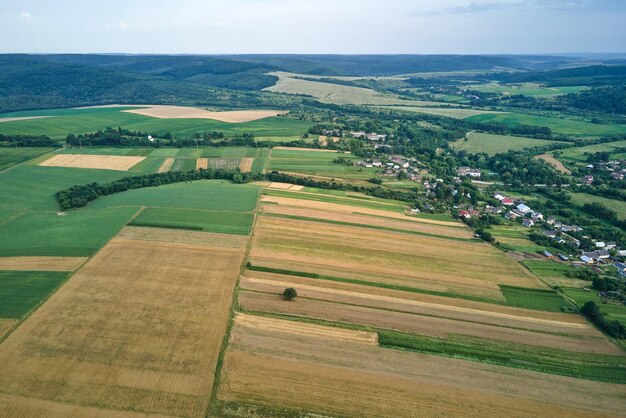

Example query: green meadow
[453,132,561,155]
[570,193,626,219]
[0,148,56,171]
[0,107,312,139]
[131,207,254,235]
[269,149,377,179]
[467,113,626,137]
[559,140,626,164]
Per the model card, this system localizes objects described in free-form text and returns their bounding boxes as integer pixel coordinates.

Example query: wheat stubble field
[0,226,246,417]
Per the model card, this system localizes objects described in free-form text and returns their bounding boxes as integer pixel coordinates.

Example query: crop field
[89,180,259,211]
[0,271,69,319]
[249,214,543,301]
[264,72,442,107]
[563,288,626,327]
[536,153,572,174]
[39,154,145,171]
[131,207,254,235]
[0,257,87,271]
[571,193,626,219]
[217,313,625,418]
[467,112,626,137]
[268,148,377,179]
[122,105,283,122]
[0,227,247,417]
[453,132,562,155]
[381,106,501,119]
[0,147,55,171]
[521,260,588,288]
[491,224,556,253]
[0,106,312,139]
[469,82,588,97]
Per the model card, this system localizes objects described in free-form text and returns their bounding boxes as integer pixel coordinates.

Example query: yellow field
[536,153,572,174]
[218,313,625,417]
[0,227,246,417]
[40,154,145,171]
[157,157,174,172]
[238,158,253,173]
[196,157,208,170]
[0,256,87,271]
[0,319,17,339]
[250,216,542,299]
[123,105,282,122]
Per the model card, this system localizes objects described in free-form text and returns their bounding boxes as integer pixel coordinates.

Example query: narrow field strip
[157,157,175,173]
[196,157,208,170]
[0,256,87,271]
[238,158,254,173]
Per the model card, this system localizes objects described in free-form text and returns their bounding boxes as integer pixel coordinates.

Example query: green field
[131,207,254,235]
[90,180,259,211]
[0,207,139,257]
[571,193,626,219]
[469,82,588,97]
[563,288,626,327]
[0,271,69,319]
[521,260,588,288]
[559,140,626,164]
[467,113,626,137]
[453,132,561,155]
[499,285,573,312]
[268,149,377,180]
[0,107,312,139]
[0,148,56,171]
[491,224,556,253]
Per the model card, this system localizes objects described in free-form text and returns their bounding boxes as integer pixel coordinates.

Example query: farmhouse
[457,166,481,178]
[516,203,532,214]
[502,197,515,206]
[522,219,535,228]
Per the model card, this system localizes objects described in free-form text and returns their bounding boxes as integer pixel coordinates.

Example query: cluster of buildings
[581,159,626,184]
[349,131,387,141]
[456,166,482,178]
[357,156,422,182]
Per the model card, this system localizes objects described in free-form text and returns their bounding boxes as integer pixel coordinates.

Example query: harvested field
[261,194,463,227]
[117,226,248,250]
[0,116,51,123]
[536,153,571,174]
[261,203,473,239]
[0,226,246,417]
[0,393,167,418]
[0,319,17,339]
[0,256,87,271]
[239,158,253,173]
[196,157,208,170]
[238,291,619,355]
[266,182,304,191]
[123,105,283,122]
[157,157,174,173]
[250,216,540,299]
[219,315,626,417]
[39,154,145,171]
[235,313,378,345]
[271,146,344,153]
[239,276,596,336]
[207,158,240,170]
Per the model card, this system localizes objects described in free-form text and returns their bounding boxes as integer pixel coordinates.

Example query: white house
[516,203,532,214]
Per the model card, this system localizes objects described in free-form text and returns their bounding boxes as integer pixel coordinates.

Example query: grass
[131,207,254,235]
[521,260,588,288]
[452,132,561,155]
[0,271,69,318]
[0,147,56,171]
[563,287,626,327]
[90,180,259,212]
[379,330,626,383]
[499,285,574,312]
[467,113,626,137]
[559,140,626,164]
[0,207,139,257]
[491,224,558,254]
[0,107,312,139]
[469,82,588,97]
[570,193,626,219]
[268,149,377,180]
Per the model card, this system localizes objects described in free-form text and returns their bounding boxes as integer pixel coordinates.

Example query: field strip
[196,158,208,170]
[0,256,87,271]
[536,153,572,174]
[240,277,592,332]
[219,316,626,417]
[271,146,347,153]
[265,189,402,208]
[266,182,304,191]
[118,226,248,249]
[39,154,145,171]
[0,116,52,123]
[238,291,624,355]
[239,158,253,173]
[157,157,174,173]
[235,313,378,344]
[122,105,283,122]
[261,195,464,227]
[0,228,246,416]
[0,393,173,417]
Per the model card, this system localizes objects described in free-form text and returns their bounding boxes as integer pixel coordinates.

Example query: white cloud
[118,22,129,29]
[19,12,33,21]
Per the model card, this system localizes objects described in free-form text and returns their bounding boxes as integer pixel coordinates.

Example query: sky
[1,0,625,54]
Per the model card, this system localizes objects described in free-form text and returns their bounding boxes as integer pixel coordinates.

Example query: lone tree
[283,287,297,301]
